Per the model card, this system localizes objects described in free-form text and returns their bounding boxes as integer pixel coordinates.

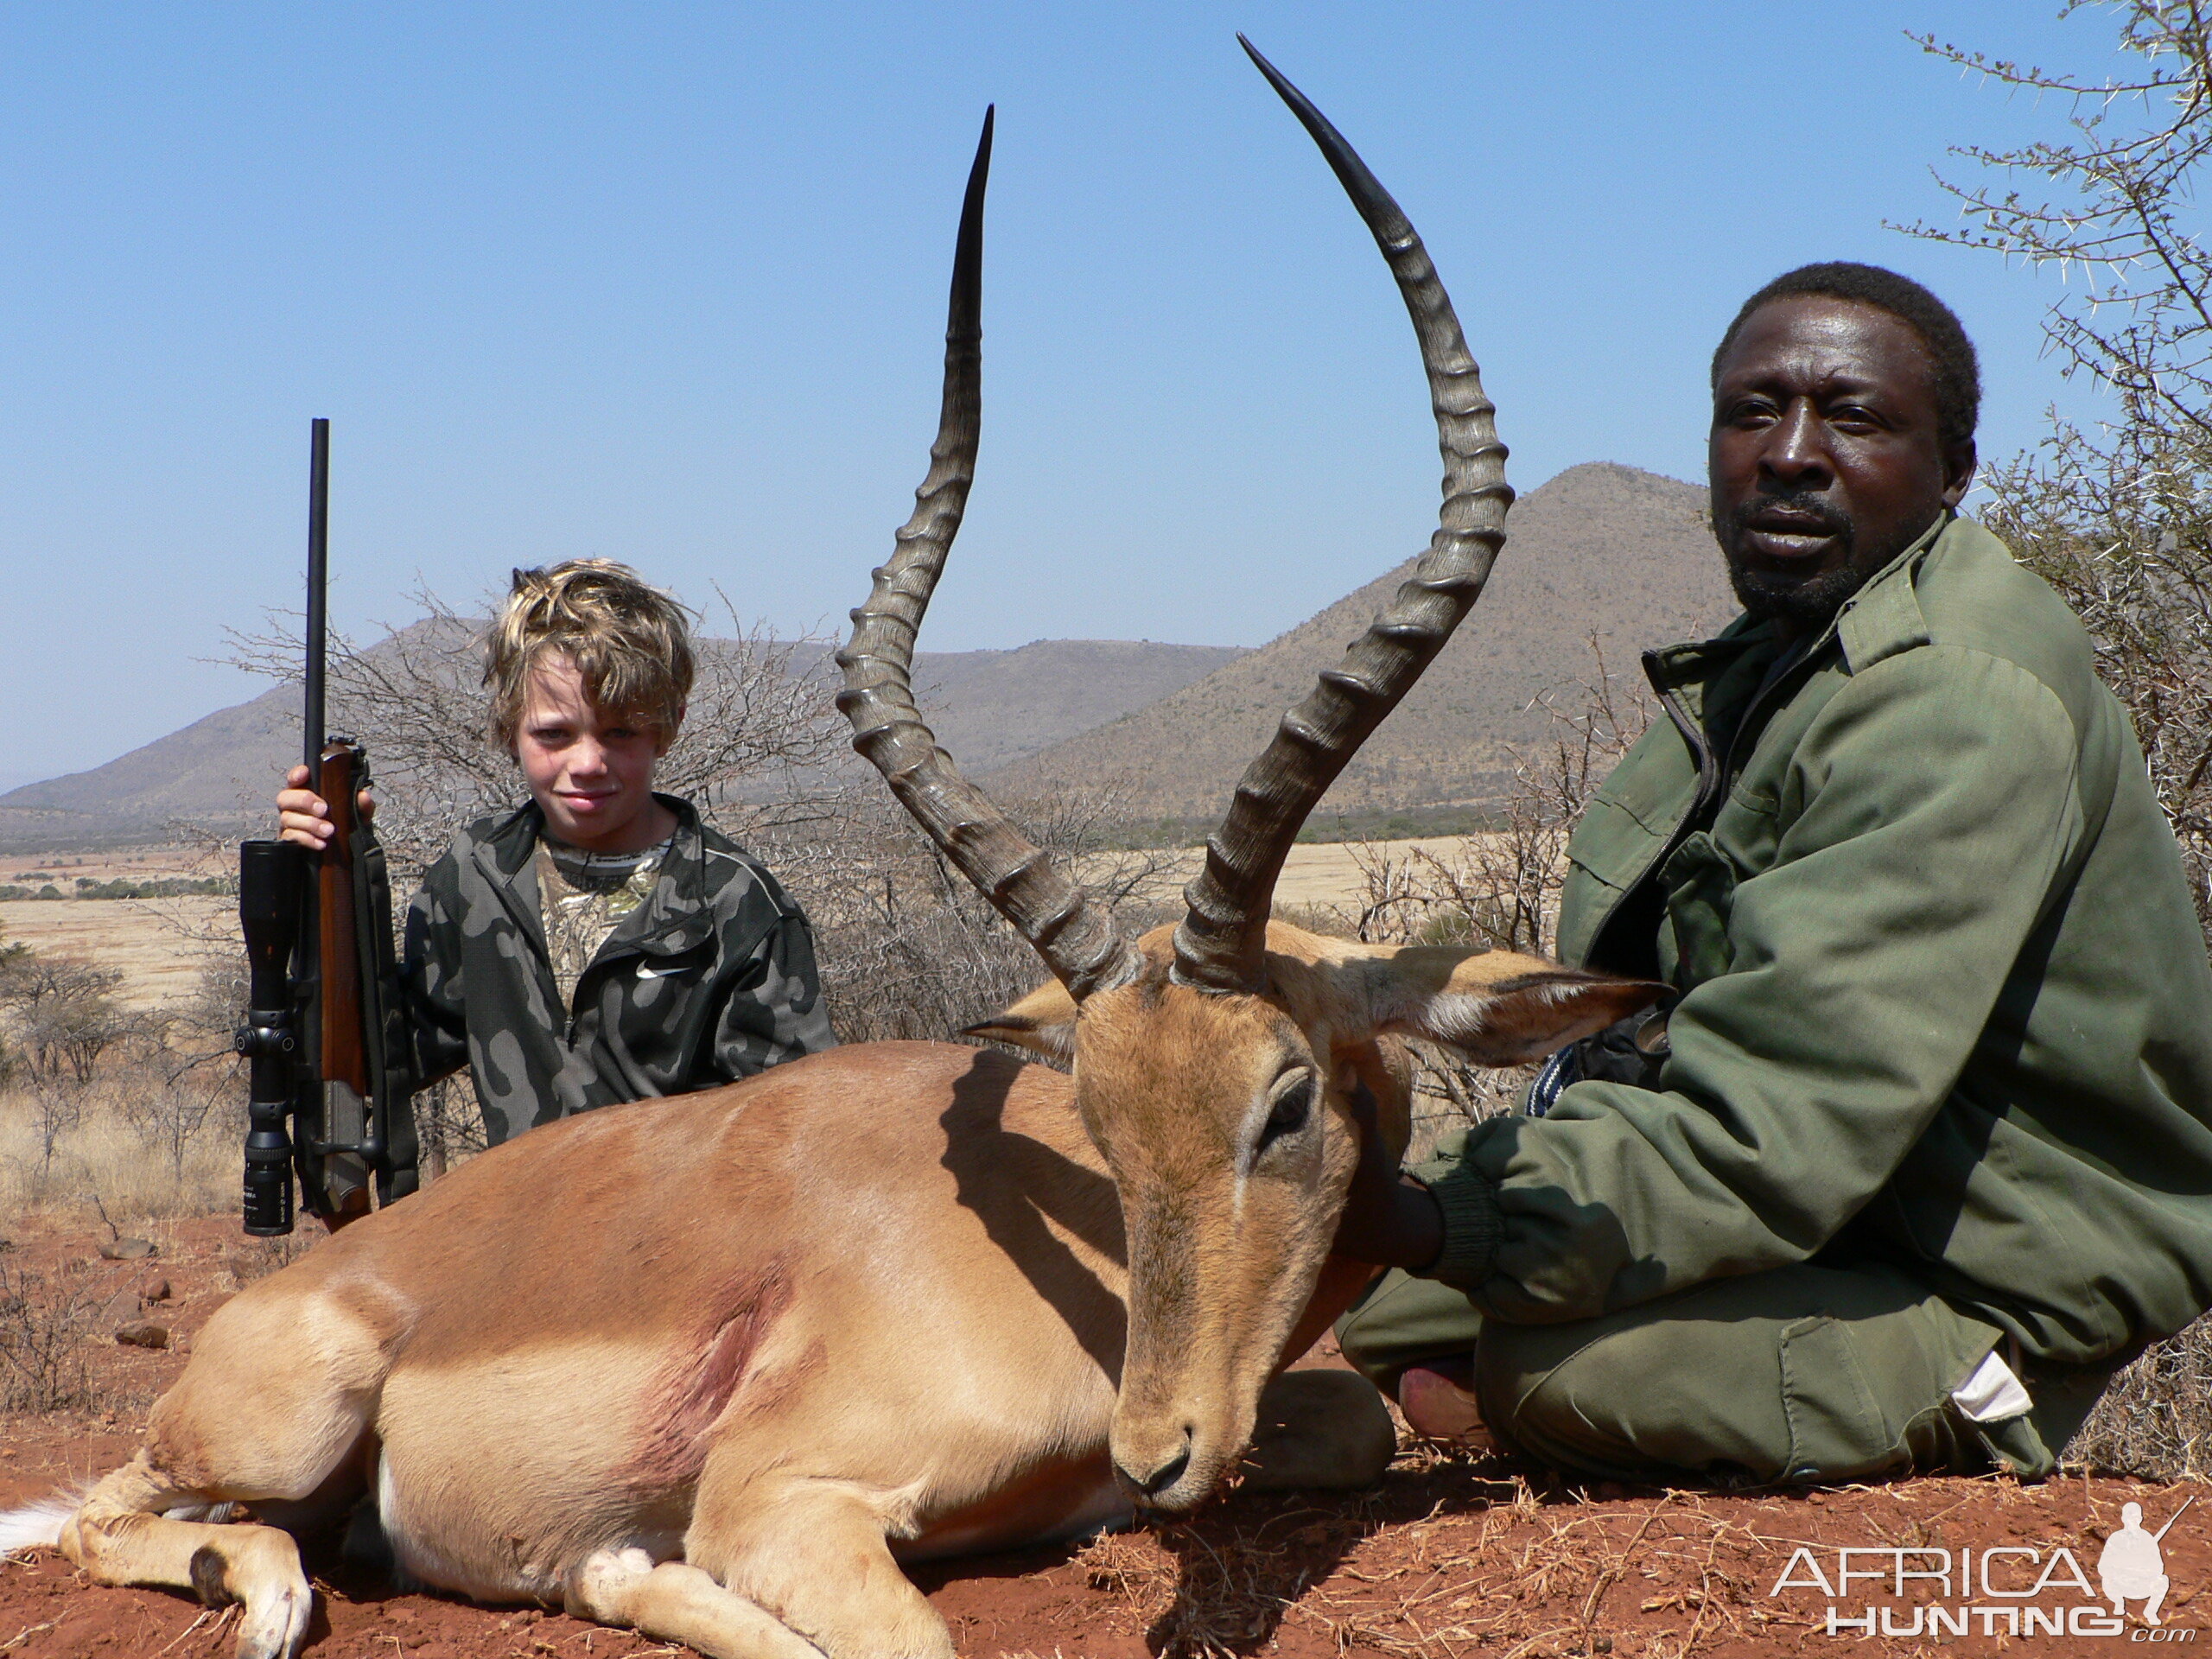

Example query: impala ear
[963,978,1079,1065]
[1373,950,1669,1067]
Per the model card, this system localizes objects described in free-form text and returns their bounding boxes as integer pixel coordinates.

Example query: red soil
[0,1214,2202,1657]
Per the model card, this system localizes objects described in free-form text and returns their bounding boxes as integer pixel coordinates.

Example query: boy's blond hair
[485,560,696,750]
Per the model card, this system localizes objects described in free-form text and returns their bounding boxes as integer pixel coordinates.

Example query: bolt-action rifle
[237,419,419,1236]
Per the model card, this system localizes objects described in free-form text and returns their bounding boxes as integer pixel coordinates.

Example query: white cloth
[1950,1348,2034,1423]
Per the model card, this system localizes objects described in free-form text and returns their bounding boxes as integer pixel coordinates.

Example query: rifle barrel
[304,417,329,768]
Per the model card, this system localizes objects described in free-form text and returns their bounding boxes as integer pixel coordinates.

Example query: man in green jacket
[1332,262,2212,1484]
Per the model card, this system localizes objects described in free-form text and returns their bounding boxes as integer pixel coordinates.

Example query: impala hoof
[234,1578,312,1659]
[565,1546,657,1624]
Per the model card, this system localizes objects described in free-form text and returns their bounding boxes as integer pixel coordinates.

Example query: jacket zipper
[1575,652,1723,966]
[1580,641,1808,969]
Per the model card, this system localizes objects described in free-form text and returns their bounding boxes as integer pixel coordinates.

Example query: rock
[114,1322,169,1350]
[99,1238,157,1262]
[136,1274,172,1305]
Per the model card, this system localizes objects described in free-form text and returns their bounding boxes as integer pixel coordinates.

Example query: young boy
[278,559,836,1147]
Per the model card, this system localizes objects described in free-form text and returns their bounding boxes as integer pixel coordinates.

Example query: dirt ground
[0,842,251,1017]
[1116,837,1486,916]
[0,895,231,1011]
[0,1214,2202,1657]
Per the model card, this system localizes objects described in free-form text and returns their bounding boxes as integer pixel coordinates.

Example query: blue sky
[0,3,2134,789]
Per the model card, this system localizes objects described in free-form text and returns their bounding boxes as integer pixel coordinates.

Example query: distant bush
[0,952,137,1084]
[0,876,232,902]
[79,876,232,899]
[765,783,1173,1051]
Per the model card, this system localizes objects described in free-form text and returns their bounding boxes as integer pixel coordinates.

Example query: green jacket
[1419,515,2212,1369]
[403,795,836,1146]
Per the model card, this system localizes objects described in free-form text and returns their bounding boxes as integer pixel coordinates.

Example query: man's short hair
[486,559,696,750]
[1710,262,1980,450]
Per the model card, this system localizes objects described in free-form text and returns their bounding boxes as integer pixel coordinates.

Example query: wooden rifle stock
[239,418,414,1237]
[313,739,375,1227]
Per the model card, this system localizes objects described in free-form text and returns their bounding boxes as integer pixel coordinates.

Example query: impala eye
[1259,1075,1314,1151]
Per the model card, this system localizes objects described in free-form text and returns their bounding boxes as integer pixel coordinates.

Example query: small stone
[99,1238,157,1262]
[114,1321,169,1350]
[137,1275,172,1304]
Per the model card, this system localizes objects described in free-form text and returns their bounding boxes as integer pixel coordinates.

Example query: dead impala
[1,41,1657,1659]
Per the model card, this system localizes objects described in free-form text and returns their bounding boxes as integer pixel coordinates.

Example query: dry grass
[2065,1312,2212,1479]
[0,1064,242,1224]
[0,898,232,1013]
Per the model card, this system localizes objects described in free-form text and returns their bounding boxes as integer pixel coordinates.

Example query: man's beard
[1720,491,1873,631]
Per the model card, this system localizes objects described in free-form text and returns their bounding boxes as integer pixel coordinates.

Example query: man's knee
[1334,1268,1483,1389]
[1472,1310,1806,1483]
[1472,1270,1997,1485]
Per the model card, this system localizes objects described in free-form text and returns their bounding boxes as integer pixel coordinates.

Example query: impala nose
[1113,1433,1192,1501]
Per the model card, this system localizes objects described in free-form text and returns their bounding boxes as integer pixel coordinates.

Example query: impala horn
[836,110,1147,1001]
[840,43,1511,1003]
[1170,39,1513,994]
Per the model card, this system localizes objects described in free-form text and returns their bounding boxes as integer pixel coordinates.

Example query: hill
[0,639,1245,852]
[791,639,1249,774]
[990,462,1735,823]
[0,461,1732,851]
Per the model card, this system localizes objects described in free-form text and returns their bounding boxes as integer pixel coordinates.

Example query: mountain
[893,640,1248,772]
[0,638,1247,850]
[1,461,1734,851]
[0,685,302,845]
[989,463,1736,820]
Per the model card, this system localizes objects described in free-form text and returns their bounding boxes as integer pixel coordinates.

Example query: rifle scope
[237,837,305,1236]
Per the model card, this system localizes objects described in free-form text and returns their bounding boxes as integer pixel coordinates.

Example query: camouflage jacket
[403,794,836,1145]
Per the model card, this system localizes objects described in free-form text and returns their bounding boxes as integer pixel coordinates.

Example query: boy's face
[513,653,675,854]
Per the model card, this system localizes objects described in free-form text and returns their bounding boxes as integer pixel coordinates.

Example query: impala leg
[691,1484,953,1659]
[60,1452,314,1659]
[565,1548,824,1659]
[58,1281,391,1659]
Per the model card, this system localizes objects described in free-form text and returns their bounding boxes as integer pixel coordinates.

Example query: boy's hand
[276,763,377,850]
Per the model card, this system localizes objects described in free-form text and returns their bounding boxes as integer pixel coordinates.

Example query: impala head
[837,41,1662,1511]
[969,927,1656,1505]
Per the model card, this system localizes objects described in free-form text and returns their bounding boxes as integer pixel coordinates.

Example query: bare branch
[1897,3,2212,939]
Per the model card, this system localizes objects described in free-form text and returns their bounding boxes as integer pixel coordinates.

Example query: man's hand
[1332,1080,1446,1271]
[276,763,376,851]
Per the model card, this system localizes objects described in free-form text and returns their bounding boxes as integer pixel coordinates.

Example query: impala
[1,42,1657,1659]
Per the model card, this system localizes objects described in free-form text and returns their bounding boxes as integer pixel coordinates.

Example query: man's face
[512,652,674,854]
[1708,296,1974,632]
